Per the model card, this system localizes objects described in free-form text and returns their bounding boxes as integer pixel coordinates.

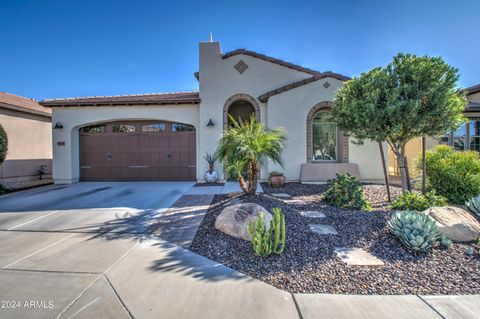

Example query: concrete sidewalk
[1,233,478,319]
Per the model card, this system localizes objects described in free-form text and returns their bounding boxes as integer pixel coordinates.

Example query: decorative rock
[423,206,480,242]
[270,193,290,198]
[283,199,304,205]
[334,248,384,266]
[309,224,338,235]
[215,203,272,241]
[299,211,326,218]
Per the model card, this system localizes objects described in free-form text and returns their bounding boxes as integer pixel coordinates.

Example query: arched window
[312,110,337,161]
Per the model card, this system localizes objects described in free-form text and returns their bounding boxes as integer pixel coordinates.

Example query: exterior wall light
[206,119,215,127]
[53,122,63,129]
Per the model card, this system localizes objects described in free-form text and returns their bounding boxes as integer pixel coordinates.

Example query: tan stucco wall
[51,104,199,183]
[387,136,438,177]
[0,108,52,182]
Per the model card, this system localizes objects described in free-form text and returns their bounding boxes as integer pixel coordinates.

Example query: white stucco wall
[266,78,385,181]
[348,140,386,182]
[198,42,313,180]
[52,104,199,183]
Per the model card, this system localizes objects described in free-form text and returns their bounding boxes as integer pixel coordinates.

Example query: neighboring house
[0,92,52,185]
[40,41,389,184]
[387,83,480,180]
[439,84,480,151]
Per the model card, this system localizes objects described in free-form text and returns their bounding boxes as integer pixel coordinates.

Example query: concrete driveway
[0,182,299,319]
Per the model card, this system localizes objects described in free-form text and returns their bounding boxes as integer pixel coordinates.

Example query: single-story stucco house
[40,41,434,184]
[0,92,52,185]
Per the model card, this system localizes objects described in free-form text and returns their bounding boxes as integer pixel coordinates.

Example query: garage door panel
[80,121,196,181]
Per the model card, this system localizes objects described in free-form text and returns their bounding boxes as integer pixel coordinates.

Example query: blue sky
[1,0,479,100]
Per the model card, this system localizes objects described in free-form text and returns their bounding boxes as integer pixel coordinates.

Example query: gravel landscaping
[190,182,480,295]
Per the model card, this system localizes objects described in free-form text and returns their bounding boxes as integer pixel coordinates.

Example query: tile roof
[258,72,351,102]
[222,49,322,76]
[40,92,200,107]
[0,92,51,117]
[464,84,480,95]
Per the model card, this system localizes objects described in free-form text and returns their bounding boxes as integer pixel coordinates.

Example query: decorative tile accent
[334,247,384,266]
[234,60,249,74]
[323,81,330,88]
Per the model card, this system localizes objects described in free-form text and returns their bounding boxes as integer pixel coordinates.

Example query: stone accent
[234,60,249,74]
[334,247,384,266]
[323,81,330,88]
[223,94,261,130]
[309,224,338,235]
[270,193,290,198]
[306,101,348,163]
[299,211,326,218]
[215,203,272,241]
[423,206,480,242]
[282,199,304,205]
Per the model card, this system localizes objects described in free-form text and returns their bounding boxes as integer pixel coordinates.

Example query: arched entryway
[223,94,260,129]
[79,120,196,181]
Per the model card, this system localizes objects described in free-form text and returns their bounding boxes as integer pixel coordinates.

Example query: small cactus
[246,207,285,257]
[465,195,480,218]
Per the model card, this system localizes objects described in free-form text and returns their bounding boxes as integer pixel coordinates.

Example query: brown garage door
[79,121,196,181]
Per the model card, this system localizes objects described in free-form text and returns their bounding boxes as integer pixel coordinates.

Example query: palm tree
[217,115,287,194]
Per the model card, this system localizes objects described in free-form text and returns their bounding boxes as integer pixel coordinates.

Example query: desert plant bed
[190,183,480,295]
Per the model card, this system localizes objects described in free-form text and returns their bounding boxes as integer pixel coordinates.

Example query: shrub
[421,145,480,204]
[465,195,480,218]
[390,191,447,211]
[246,208,285,257]
[0,124,7,164]
[324,173,371,211]
[387,211,440,252]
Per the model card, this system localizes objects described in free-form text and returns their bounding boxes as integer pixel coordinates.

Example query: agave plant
[465,195,480,218]
[387,211,440,252]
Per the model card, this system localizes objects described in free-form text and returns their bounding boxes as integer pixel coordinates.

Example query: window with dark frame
[142,123,166,132]
[440,118,480,152]
[80,125,105,133]
[112,124,136,133]
[172,123,195,132]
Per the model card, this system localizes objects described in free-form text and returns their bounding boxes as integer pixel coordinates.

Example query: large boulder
[423,206,480,242]
[215,203,272,241]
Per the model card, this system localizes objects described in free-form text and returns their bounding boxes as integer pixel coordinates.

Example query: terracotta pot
[270,174,285,188]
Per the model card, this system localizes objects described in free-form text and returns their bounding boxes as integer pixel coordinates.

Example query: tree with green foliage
[0,124,7,164]
[333,53,467,192]
[216,115,287,195]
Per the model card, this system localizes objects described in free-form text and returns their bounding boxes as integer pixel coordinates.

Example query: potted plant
[268,171,285,188]
[204,152,219,183]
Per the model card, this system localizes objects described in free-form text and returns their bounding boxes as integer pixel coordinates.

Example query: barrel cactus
[387,211,440,252]
[247,207,285,257]
[465,195,480,218]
